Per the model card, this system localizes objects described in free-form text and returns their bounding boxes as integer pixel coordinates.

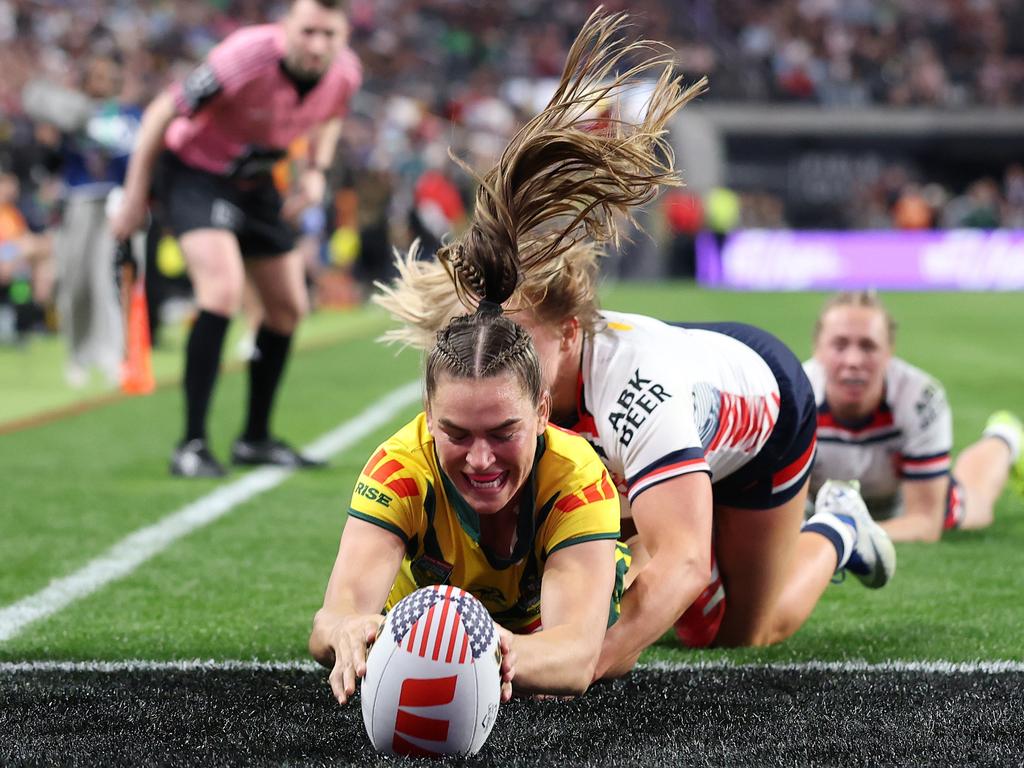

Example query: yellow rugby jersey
[348,412,623,632]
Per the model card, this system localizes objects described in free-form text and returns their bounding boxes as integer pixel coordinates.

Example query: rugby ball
[361,585,501,757]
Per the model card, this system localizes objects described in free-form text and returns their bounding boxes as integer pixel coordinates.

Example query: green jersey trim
[347,509,409,543]
[545,531,620,558]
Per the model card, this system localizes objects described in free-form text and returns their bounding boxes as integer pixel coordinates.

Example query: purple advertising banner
[696,230,1024,290]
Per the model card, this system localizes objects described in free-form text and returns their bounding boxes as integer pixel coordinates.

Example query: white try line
[0,659,1022,675]
[641,659,1024,675]
[0,381,422,645]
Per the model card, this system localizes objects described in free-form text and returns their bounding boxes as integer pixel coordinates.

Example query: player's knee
[764,615,801,646]
[715,612,780,648]
[721,629,776,648]
[264,297,307,333]
[198,283,245,316]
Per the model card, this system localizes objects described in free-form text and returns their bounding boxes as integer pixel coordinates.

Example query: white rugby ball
[361,585,501,757]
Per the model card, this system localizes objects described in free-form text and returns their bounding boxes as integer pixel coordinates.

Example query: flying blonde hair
[374,9,706,348]
[374,239,603,348]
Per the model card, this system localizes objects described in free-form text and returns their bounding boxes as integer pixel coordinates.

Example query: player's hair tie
[475,299,503,317]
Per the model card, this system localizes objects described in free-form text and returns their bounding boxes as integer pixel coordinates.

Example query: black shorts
[155,152,296,257]
[673,322,818,510]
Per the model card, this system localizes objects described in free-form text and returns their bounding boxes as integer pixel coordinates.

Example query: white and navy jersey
[571,311,782,505]
[804,356,952,514]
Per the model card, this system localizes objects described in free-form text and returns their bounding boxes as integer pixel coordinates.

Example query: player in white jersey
[576,312,799,509]
[806,291,1024,542]
[374,10,896,676]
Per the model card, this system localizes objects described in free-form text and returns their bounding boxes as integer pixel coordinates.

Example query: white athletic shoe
[236,332,257,362]
[815,480,896,589]
[65,362,89,389]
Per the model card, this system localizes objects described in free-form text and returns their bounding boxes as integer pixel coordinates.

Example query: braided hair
[425,306,543,406]
[423,151,547,403]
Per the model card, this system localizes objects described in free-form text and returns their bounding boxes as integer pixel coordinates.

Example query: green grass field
[1,285,1022,664]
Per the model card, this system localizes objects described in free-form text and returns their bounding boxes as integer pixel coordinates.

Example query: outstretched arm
[504,538,617,696]
[880,477,947,542]
[595,472,713,679]
[109,91,177,241]
[309,517,405,704]
[295,117,344,211]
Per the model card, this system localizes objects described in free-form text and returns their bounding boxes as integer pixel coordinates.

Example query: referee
[111,0,361,477]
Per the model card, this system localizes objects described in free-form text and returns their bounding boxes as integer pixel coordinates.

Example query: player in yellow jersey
[347,413,624,633]
[309,278,626,704]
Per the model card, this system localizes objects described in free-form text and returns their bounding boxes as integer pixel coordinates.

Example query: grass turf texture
[0,306,392,428]
[1,665,1021,766]
[1,286,1022,666]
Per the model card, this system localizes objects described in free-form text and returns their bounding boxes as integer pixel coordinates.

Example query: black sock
[243,325,293,442]
[183,310,230,442]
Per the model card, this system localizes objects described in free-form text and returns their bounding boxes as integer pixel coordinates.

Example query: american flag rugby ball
[361,585,502,757]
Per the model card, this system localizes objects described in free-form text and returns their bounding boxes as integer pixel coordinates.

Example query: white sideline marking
[0,382,422,644]
[0,660,323,673]
[0,659,1022,675]
[641,660,1024,675]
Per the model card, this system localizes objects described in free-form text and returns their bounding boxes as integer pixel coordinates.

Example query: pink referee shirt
[165,24,361,176]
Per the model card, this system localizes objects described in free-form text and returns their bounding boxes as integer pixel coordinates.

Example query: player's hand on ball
[361,587,503,756]
[497,625,516,702]
[328,614,384,705]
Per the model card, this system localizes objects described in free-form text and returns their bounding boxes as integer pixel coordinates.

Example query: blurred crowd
[3,0,1023,112]
[1,0,1023,347]
[346,0,1024,109]
[848,162,1024,230]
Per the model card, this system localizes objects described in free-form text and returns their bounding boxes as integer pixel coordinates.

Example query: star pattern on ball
[451,592,494,660]
[389,587,442,644]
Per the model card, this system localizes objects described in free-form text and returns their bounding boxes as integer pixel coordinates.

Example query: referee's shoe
[170,438,227,478]
[231,436,326,469]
